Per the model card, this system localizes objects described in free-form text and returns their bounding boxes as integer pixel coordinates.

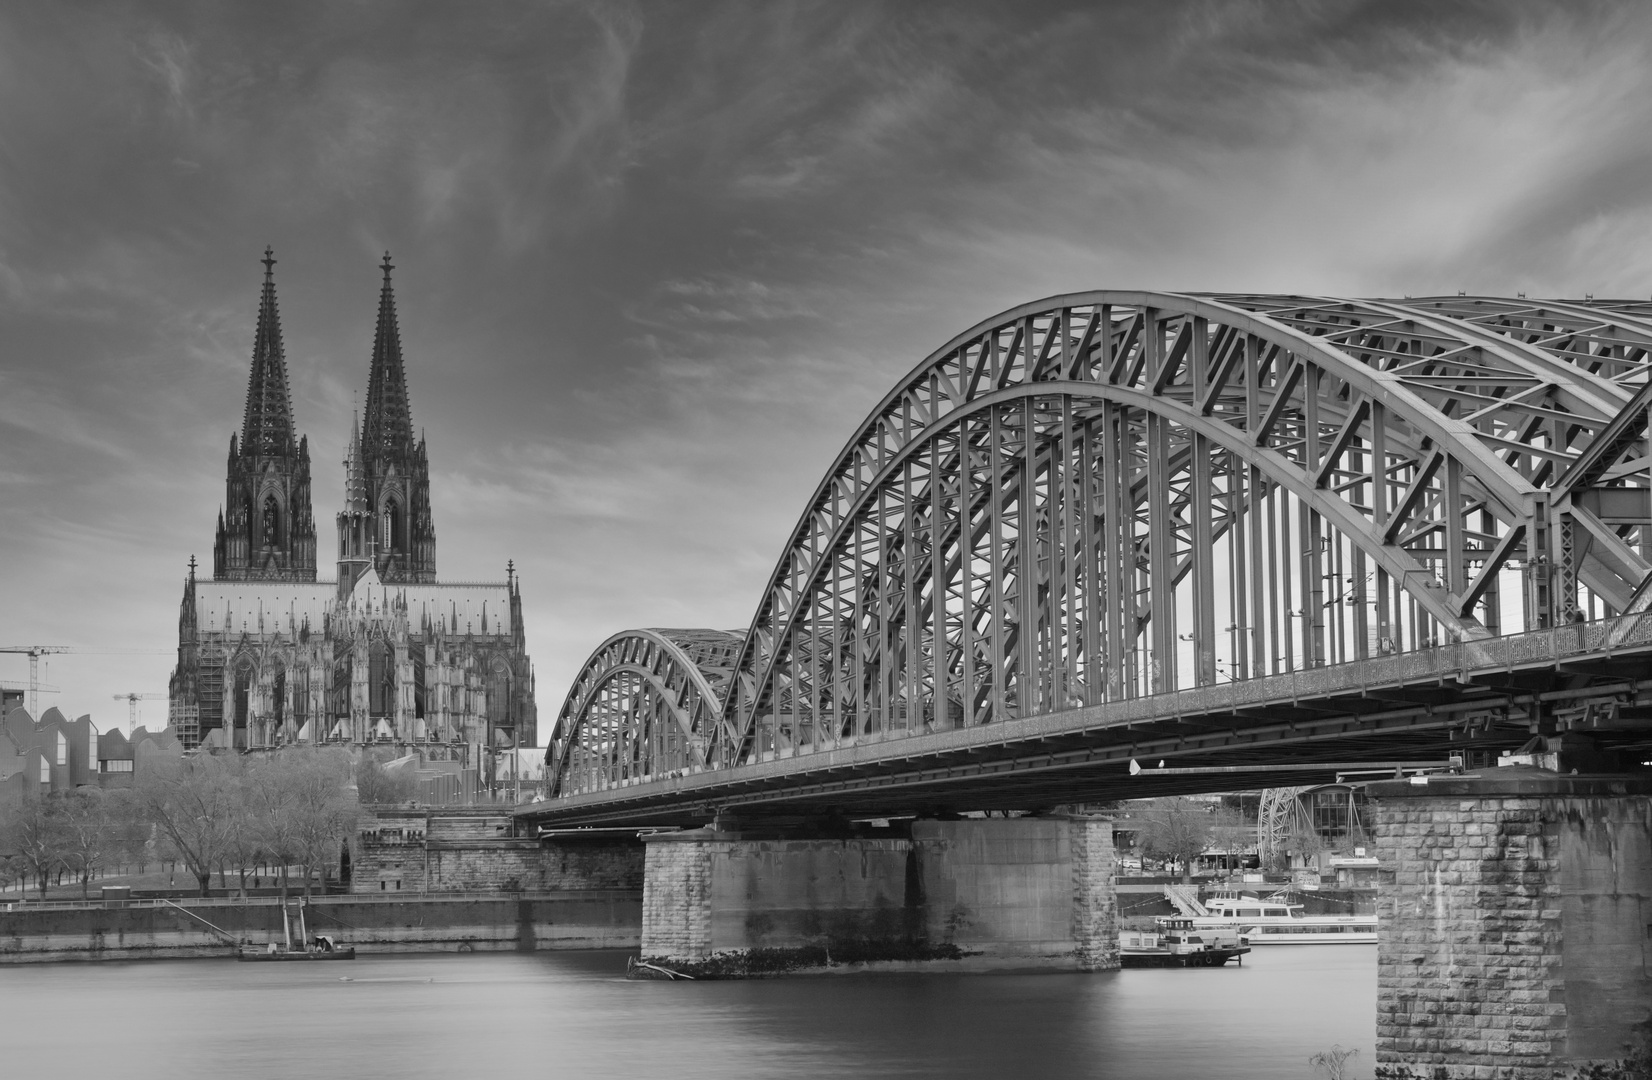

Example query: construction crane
[113,692,167,733]
[0,678,61,714]
[0,646,70,716]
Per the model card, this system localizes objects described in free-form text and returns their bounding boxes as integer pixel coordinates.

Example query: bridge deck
[522,613,1652,827]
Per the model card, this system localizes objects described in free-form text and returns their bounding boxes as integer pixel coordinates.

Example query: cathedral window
[233,661,253,728]
[369,639,394,716]
[384,499,401,552]
[262,495,279,547]
[289,668,305,731]
[272,667,286,733]
[413,651,426,721]
[488,659,511,727]
[331,645,352,722]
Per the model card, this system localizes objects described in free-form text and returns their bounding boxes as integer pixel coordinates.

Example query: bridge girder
[548,292,1652,805]
[549,628,740,796]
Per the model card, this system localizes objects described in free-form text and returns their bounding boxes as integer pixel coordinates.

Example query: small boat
[1119,916,1250,968]
[239,936,356,961]
[1192,893,1376,945]
[238,899,356,961]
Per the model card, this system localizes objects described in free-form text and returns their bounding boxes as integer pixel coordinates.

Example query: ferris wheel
[1257,786,1314,867]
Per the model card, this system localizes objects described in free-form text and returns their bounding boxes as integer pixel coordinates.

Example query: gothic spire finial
[218,248,316,584]
[342,409,367,515]
[362,254,412,459]
[358,253,434,584]
[242,248,295,458]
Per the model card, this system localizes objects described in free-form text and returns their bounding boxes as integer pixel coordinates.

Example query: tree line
[1127,797,1252,881]
[0,749,410,900]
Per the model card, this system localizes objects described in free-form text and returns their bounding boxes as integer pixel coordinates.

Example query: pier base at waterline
[638,814,1118,976]
[1368,768,1652,1079]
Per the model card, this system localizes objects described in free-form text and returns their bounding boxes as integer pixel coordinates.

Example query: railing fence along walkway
[0,889,628,914]
[1162,884,1209,917]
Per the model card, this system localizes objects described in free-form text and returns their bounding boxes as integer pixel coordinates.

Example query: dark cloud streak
[1,0,1648,732]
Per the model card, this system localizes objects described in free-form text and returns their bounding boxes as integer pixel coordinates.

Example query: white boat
[1190,893,1376,945]
[1119,917,1249,967]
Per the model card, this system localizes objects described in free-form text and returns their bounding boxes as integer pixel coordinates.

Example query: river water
[2,947,1374,1079]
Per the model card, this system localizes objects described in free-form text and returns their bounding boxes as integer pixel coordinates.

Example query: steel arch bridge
[536,292,1652,825]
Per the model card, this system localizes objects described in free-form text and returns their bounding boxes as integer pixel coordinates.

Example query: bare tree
[221,768,269,898]
[288,750,356,898]
[133,752,244,897]
[0,851,23,895]
[1288,817,1330,872]
[246,753,304,901]
[1131,797,1216,883]
[0,795,65,898]
[355,752,417,805]
[1206,802,1252,871]
[1308,1045,1359,1080]
[56,788,133,899]
[247,749,356,899]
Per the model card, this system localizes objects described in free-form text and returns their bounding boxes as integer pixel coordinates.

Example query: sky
[3,0,1651,738]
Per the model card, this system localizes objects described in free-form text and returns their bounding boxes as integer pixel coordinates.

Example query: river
[2,947,1375,1079]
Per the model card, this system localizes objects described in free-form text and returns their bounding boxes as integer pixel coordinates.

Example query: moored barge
[1119,917,1250,968]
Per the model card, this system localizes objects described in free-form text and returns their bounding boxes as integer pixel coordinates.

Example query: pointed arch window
[271,665,286,734]
[413,649,426,721]
[369,639,395,717]
[262,495,280,547]
[233,659,254,728]
[488,657,512,728]
[331,644,352,724]
[291,666,308,731]
[384,498,402,553]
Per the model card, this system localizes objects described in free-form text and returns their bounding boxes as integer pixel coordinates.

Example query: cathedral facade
[169,251,535,798]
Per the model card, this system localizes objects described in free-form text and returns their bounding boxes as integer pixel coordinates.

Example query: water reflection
[2,947,1373,1079]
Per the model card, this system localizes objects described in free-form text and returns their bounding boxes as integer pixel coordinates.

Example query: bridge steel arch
[551,629,742,794]
[548,292,1652,801]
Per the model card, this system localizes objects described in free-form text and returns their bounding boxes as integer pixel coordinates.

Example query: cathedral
[168,251,536,798]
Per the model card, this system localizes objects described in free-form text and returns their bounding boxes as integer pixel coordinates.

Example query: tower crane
[113,692,167,733]
[0,646,70,716]
[0,678,61,712]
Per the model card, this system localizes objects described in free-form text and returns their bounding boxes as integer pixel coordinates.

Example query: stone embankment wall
[354,807,645,893]
[642,815,1117,972]
[0,892,642,963]
[2,808,648,963]
[1369,771,1652,1079]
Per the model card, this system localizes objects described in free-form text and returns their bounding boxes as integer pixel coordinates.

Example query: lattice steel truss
[553,629,743,792]
[549,292,1652,799]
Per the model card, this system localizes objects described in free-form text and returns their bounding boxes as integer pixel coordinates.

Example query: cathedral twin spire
[363,254,414,463]
[215,247,315,582]
[242,248,296,458]
[214,249,436,587]
[353,253,436,586]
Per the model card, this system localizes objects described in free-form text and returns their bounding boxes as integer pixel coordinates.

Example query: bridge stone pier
[1368,768,1652,1079]
[640,814,1118,972]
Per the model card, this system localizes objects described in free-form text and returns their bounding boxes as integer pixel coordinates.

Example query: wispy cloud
[2,0,1648,726]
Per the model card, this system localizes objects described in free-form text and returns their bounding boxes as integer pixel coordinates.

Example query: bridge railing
[747,609,1652,753]
[550,610,1652,797]
[1063,608,1652,727]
